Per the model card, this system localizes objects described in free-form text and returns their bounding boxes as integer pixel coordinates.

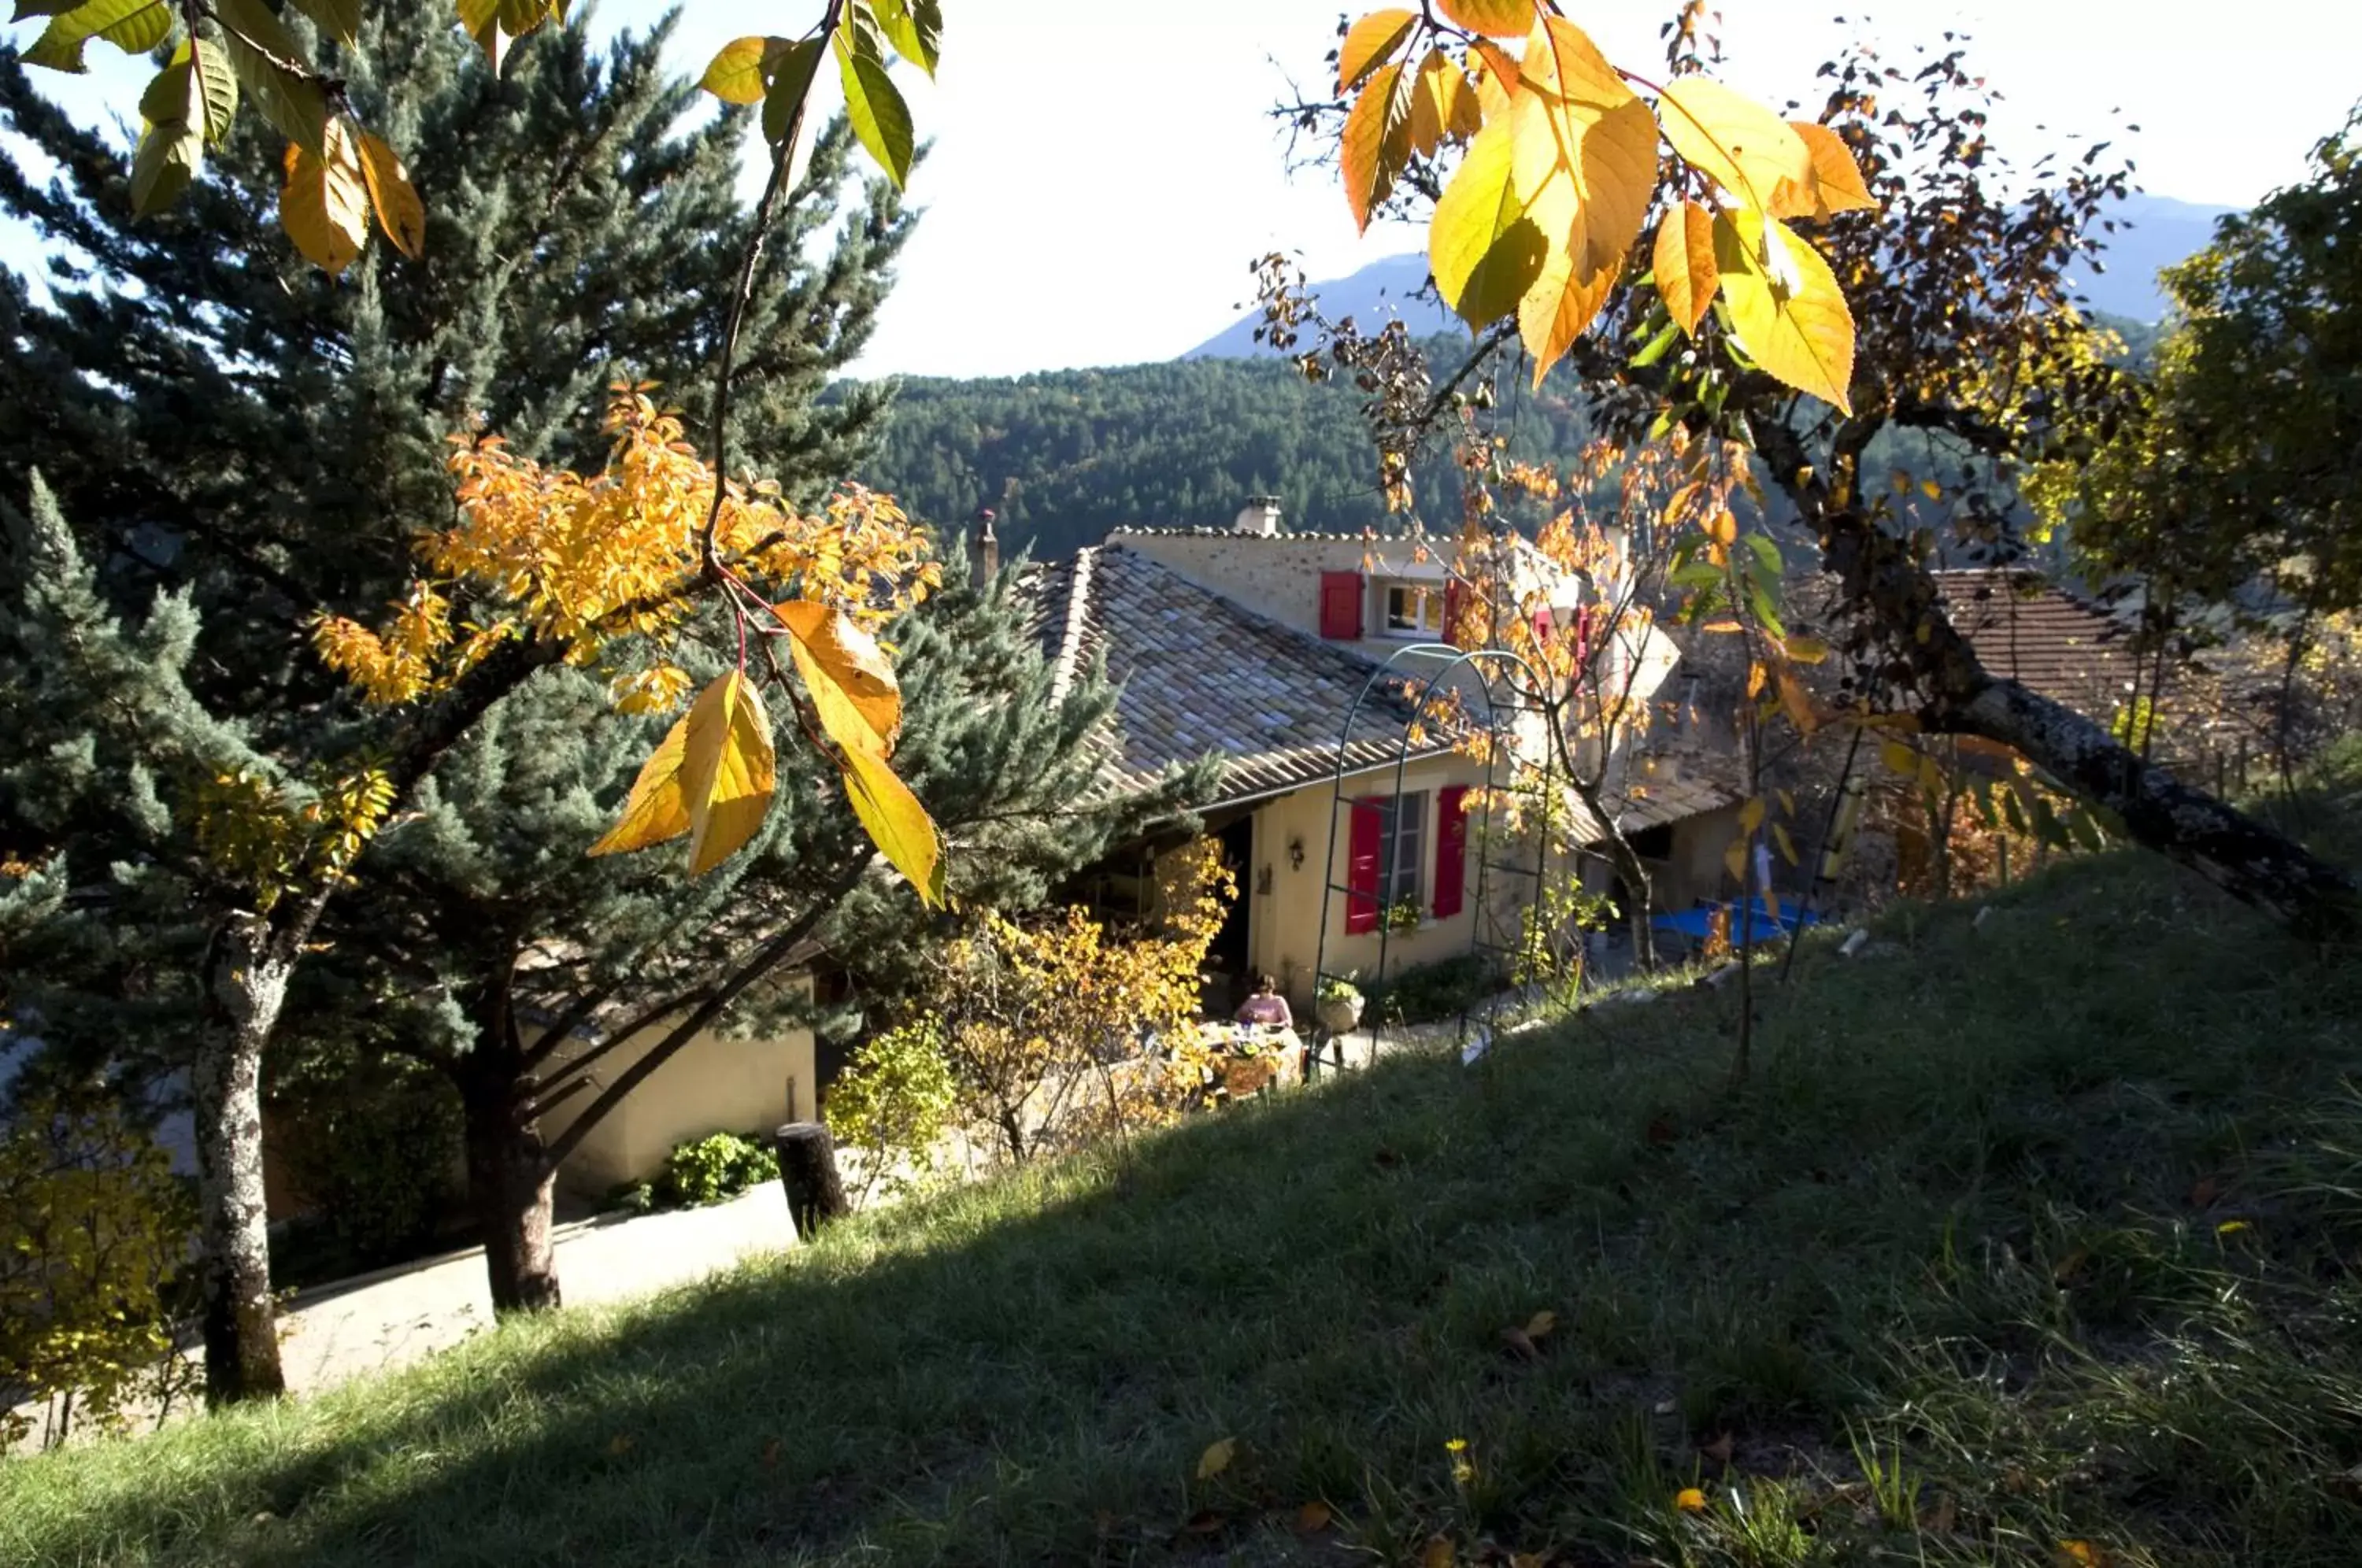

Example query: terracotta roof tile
[1025,545,1457,807]
[1932,568,2160,718]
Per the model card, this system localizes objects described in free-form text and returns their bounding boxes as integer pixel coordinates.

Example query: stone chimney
[1232,494,1282,536]
[968,507,999,580]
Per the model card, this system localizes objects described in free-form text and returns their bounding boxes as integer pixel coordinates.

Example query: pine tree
[285,552,1190,1311]
[0,9,916,1396]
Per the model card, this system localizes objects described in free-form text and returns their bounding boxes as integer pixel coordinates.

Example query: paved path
[9,1184,798,1452]
[277,1182,798,1393]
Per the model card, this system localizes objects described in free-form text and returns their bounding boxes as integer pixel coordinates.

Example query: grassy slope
[6,791,2362,1566]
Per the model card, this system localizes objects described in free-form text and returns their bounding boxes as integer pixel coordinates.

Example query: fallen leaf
[2190,1175,2219,1208]
[1701,1432,1735,1464]
[1179,1508,1224,1535]
[1196,1437,1236,1480]
[2216,1219,2252,1237]
[1501,1326,1542,1363]
[2054,1542,2105,1568]
[1421,1535,1456,1568]
[1524,1309,1557,1341]
[1921,1492,1958,1533]
[2052,1248,2088,1284]
[1675,1486,1708,1514]
[606,1433,635,1458]
[1294,1500,1335,1533]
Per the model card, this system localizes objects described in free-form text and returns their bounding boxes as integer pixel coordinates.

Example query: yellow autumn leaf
[1407,47,1475,157]
[1294,1500,1335,1533]
[1713,209,1856,412]
[1196,1437,1236,1479]
[773,600,901,753]
[784,627,943,906]
[355,131,425,261]
[1723,839,1747,884]
[1738,797,1766,835]
[1653,198,1720,336]
[1656,76,1812,214]
[1675,1485,1709,1514]
[1784,634,1829,664]
[590,670,777,875]
[1770,120,1878,221]
[1338,8,1417,94]
[700,35,775,104]
[1431,113,1547,326]
[588,710,694,858]
[1508,19,1657,381]
[1435,0,1531,35]
[1523,1309,1557,1339]
[679,671,777,875]
[1420,1536,1456,1568]
[1773,821,1798,864]
[1881,739,1919,778]
[1746,660,1768,699]
[279,119,370,275]
[1342,61,1417,231]
[1776,669,1819,734]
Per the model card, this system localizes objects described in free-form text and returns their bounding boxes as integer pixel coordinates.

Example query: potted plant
[1316,973,1364,1034]
[1383,897,1424,935]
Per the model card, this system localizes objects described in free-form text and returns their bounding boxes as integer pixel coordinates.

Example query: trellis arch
[1307,640,1571,1075]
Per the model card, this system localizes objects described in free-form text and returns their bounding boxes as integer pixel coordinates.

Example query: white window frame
[1373,791,1427,912]
[1376,579,1446,640]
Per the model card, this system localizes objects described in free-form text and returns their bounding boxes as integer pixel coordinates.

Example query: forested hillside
[852,316,2156,564]
[845,346,1594,560]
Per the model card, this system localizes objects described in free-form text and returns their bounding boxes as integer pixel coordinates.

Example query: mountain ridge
[1182,192,2238,359]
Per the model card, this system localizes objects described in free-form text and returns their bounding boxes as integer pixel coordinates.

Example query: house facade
[1027,503,1714,1011]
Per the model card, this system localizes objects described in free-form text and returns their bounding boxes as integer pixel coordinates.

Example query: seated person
[1233,972,1294,1029]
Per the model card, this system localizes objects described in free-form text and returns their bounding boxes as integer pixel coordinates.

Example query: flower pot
[1316,995,1364,1034]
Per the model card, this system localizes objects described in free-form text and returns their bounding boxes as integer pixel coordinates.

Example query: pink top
[1235,993,1294,1027]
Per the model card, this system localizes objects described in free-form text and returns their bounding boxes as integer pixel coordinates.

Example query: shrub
[655,1132,778,1207]
[1367,953,1505,1026]
[0,1093,199,1450]
[826,1020,960,1207]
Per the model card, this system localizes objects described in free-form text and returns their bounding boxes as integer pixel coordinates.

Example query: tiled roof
[1566,771,1742,845]
[1932,568,2159,718]
[1026,545,1457,808]
[1105,524,1438,544]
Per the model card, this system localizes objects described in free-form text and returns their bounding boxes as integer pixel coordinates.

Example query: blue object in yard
[1652,897,1820,944]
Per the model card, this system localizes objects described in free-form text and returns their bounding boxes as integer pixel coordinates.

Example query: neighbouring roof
[1026,544,1457,808]
[1567,771,1742,846]
[1932,568,2163,718]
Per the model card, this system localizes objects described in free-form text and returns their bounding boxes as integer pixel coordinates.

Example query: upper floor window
[1373,791,1426,908]
[1380,579,1444,638]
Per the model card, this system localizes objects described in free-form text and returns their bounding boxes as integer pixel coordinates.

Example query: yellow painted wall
[1236,753,1524,1008]
[536,977,816,1199]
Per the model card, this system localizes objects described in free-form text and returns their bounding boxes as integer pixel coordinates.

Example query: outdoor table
[1194,1023,1304,1100]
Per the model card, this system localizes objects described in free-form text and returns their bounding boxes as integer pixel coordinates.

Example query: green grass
[6,782,2362,1566]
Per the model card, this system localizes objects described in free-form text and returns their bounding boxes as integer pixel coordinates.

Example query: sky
[7,2,2360,378]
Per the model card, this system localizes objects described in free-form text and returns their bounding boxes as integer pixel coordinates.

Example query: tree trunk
[1757,421,2358,933]
[195,912,289,1406]
[460,1067,561,1315]
[773,1121,850,1238]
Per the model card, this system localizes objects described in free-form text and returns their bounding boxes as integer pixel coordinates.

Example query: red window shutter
[1345,797,1383,933]
[1574,605,1596,663]
[1442,579,1465,647]
[1432,785,1469,919]
[1532,608,1555,645]
[1320,571,1364,639]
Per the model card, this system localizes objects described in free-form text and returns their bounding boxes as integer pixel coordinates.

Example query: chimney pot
[1232,495,1282,536]
[969,508,999,580]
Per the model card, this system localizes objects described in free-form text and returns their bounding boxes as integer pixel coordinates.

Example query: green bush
[1365,953,1505,1026]
[1,1093,199,1450]
[655,1132,778,1208]
[826,1020,959,1207]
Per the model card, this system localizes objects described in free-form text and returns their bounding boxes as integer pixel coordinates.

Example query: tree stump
[773,1122,850,1240]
